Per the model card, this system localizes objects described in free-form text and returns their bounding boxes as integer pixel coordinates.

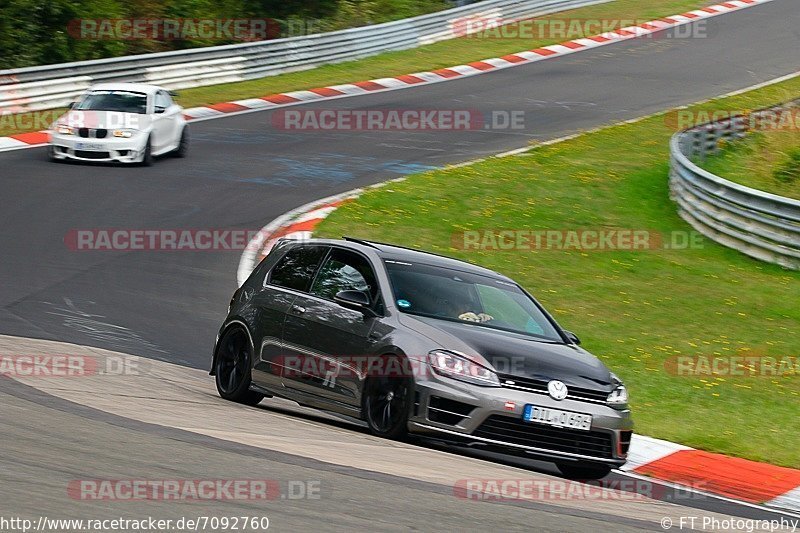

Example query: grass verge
[0,0,713,137]
[316,76,800,469]
[699,123,800,200]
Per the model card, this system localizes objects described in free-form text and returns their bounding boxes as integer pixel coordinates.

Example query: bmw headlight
[428,350,500,387]
[56,125,75,135]
[607,372,628,408]
[112,129,137,138]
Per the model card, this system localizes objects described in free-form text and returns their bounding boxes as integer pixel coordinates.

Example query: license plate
[523,405,592,431]
[76,142,103,150]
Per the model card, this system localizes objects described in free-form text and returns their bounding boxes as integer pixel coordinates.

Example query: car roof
[86,83,165,95]
[290,237,516,283]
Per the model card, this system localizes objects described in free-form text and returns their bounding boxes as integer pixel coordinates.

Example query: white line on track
[0,0,782,151]
[236,69,800,284]
[615,469,800,519]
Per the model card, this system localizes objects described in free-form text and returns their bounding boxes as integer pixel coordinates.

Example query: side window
[310,249,380,304]
[154,91,171,111]
[268,245,328,292]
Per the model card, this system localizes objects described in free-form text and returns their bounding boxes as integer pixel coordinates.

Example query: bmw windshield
[74,90,148,114]
[384,260,562,341]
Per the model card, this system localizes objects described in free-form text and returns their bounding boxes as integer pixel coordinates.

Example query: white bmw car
[49,83,188,165]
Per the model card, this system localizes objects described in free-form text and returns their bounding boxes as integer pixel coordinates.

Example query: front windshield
[74,90,148,114]
[385,260,562,341]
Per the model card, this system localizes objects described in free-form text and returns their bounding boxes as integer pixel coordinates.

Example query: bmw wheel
[173,127,188,158]
[48,145,60,162]
[139,136,153,166]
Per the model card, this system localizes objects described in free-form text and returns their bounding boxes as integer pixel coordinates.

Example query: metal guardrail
[669,102,800,270]
[0,0,607,113]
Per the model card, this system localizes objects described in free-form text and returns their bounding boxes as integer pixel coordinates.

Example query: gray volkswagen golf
[211,237,633,479]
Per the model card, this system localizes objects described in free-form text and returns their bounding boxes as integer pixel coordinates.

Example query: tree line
[0,0,450,69]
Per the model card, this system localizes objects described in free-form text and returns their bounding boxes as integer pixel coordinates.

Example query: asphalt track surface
[1,0,798,366]
[0,336,796,531]
[1,1,799,529]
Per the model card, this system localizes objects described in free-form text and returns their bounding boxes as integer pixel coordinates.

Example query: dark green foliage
[0,0,450,69]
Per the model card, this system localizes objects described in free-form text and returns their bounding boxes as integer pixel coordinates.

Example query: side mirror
[564,330,581,345]
[154,105,166,114]
[334,290,374,315]
[66,102,75,110]
[169,90,179,98]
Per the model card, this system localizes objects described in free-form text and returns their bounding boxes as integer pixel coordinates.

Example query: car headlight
[428,350,500,387]
[56,125,75,135]
[112,129,137,138]
[607,372,628,408]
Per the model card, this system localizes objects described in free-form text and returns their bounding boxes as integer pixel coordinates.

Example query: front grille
[77,128,107,138]
[427,396,474,426]
[473,415,614,459]
[74,150,109,159]
[498,374,609,403]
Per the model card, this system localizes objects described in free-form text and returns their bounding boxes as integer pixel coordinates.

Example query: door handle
[291,305,306,314]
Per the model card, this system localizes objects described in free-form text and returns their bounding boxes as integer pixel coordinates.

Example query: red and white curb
[239,192,800,515]
[0,130,49,151]
[0,0,776,152]
[625,435,800,513]
[237,179,405,286]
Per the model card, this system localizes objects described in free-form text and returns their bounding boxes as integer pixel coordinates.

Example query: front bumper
[409,374,633,466]
[49,132,147,163]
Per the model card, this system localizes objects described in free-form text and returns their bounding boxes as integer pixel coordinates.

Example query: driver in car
[439,298,494,323]
[457,311,494,323]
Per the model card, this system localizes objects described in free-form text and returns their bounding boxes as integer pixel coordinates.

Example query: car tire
[173,127,188,158]
[363,358,413,440]
[556,462,612,480]
[139,137,153,166]
[214,327,265,407]
[48,146,61,162]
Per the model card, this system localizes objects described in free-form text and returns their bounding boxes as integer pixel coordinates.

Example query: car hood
[55,110,151,130]
[399,314,613,391]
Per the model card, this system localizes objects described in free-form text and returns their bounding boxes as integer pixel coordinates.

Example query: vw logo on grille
[547,380,568,400]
